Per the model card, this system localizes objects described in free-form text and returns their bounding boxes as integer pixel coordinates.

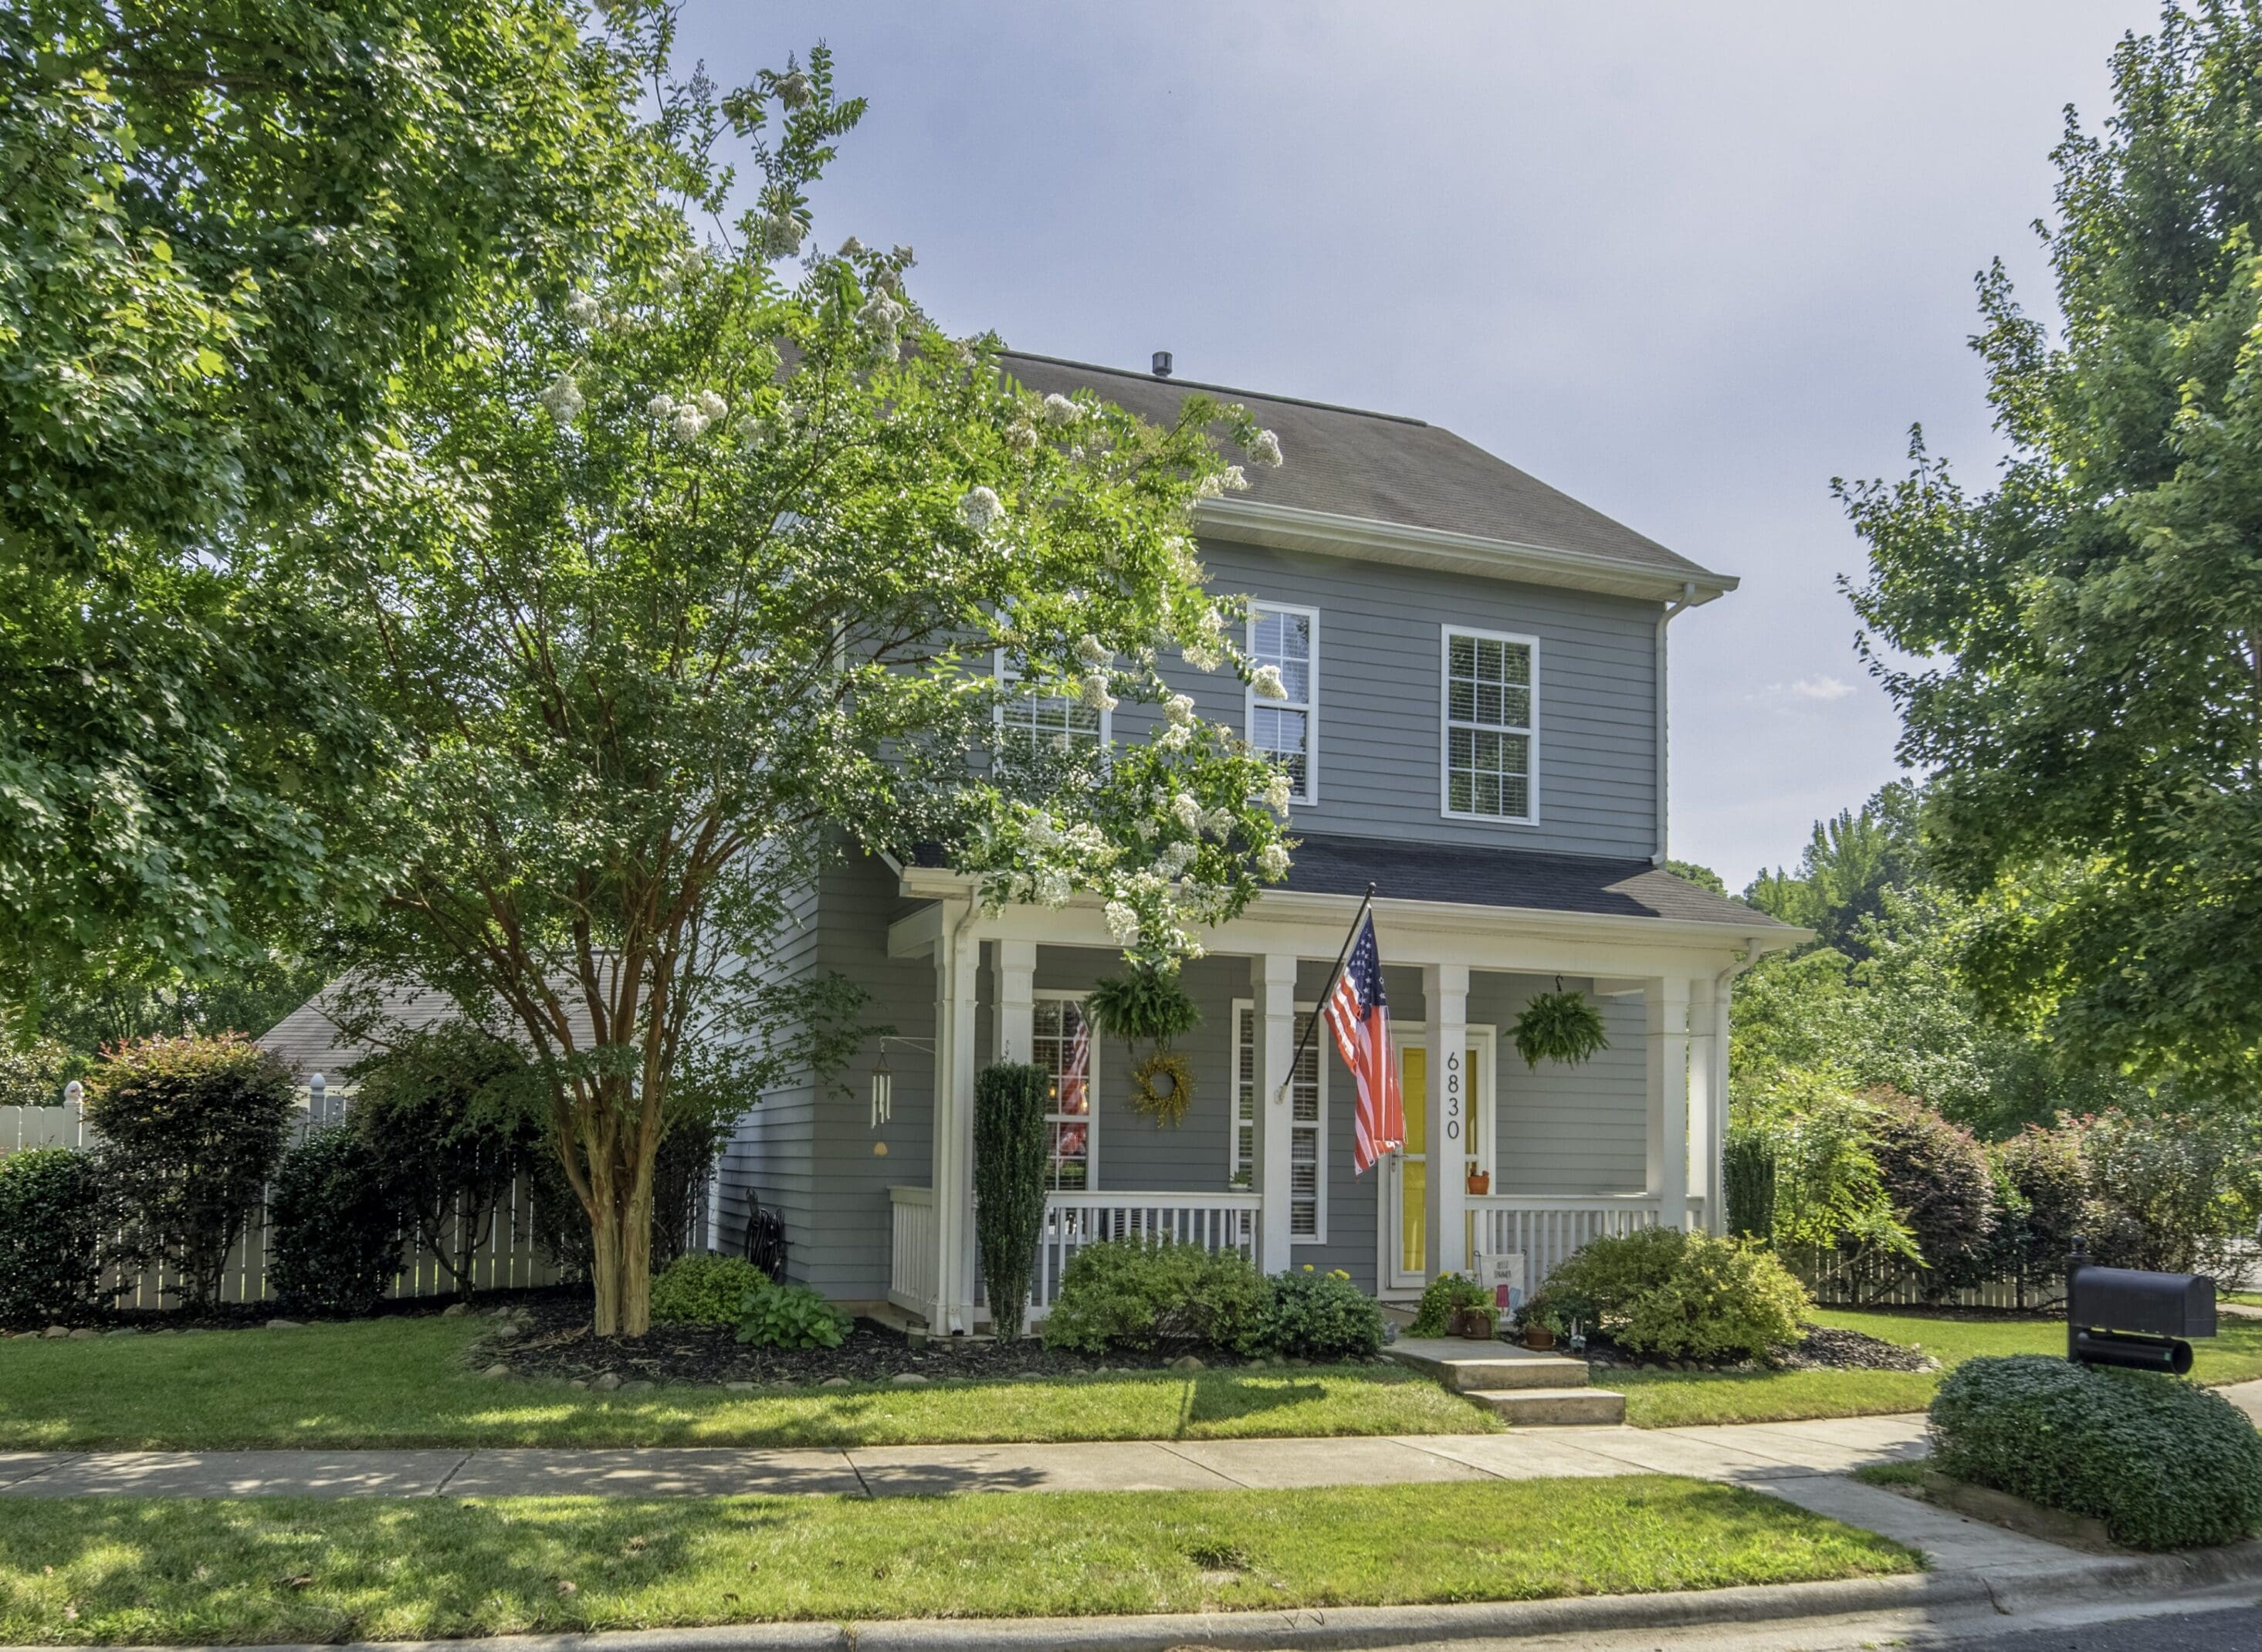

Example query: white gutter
[1654,581,1698,867]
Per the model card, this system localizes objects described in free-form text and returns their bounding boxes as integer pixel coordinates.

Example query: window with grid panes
[1032,996,1093,1190]
[1247,605,1316,801]
[1443,630,1535,820]
[1231,1001,1324,1238]
[996,655,1106,760]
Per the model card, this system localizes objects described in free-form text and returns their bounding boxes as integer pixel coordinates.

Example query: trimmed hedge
[1263,1265,1385,1359]
[651,1254,772,1326]
[268,1125,402,1315]
[1930,1355,2262,1550]
[1523,1227,1809,1362]
[0,1148,107,1325]
[1039,1237,1269,1356]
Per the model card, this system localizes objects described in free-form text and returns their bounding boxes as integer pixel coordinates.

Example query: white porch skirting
[1472,1193,1662,1291]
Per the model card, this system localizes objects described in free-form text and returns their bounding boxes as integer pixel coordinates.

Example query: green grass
[0,1480,1918,1644]
[0,1318,1497,1451]
[1847,1461,1928,1490]
[1616,1309,2262,1428]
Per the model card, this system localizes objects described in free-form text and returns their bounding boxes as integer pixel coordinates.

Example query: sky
[677,0,2159,890]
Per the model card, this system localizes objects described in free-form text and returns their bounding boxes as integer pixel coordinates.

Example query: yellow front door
[1394,1042,1485,1286]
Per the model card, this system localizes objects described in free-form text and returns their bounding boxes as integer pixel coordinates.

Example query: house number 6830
[1444,1049,1463,1141]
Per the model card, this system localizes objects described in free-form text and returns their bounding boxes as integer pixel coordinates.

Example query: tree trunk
[587,1150,625,1337]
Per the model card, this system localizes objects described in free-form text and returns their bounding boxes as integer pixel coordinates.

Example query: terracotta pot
[1448,1305,1495,1340]
[1466,1170,1492,1196]
[1523,1324,1556,1352]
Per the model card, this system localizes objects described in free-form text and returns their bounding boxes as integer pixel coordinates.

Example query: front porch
[880,870,1769,1335]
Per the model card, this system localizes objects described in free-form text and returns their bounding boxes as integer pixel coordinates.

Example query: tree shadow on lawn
[1180,1373,1329,1429]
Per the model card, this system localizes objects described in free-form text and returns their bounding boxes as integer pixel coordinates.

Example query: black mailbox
[2066,1238,2216,1375]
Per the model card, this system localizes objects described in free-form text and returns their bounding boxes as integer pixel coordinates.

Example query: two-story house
[715,352,1799,1335]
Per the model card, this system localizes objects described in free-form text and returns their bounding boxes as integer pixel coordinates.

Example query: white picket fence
[0,1099,562,1310]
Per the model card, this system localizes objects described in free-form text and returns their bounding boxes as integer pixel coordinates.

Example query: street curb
[27,1547,2262,1652]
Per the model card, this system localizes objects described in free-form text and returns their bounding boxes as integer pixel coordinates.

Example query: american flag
[1323,912,1403,1174]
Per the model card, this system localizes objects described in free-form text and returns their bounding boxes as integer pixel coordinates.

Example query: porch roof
[1277,831,1786,929]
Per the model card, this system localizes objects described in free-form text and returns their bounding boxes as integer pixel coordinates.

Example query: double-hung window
[1033,994,1095,1190]
[1231,1000,1325,1240]
[1441,628,1537,822]
[1247,604,1317,804]
[995,652,1108,761]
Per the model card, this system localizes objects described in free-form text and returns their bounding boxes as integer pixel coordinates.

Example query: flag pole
[1275,882,1377,1107]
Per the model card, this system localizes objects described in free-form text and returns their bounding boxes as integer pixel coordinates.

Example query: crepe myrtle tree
[319,14,1299,1337]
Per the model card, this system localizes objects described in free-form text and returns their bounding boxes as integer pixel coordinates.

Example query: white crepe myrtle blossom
[1201,806,1237,838]
[1034,868,1072,907]
[1222,465,1251,492]
[1248,428,1283,468]
[1251,664,1288,700]
[838,235,865,258]
[1078,672,1117,713]
[1182,642,1222,672]
[1156,839,1199,878]
[1258,842,1292,879]
[539,373,584,423]
[1263,773,1294,814]
[671,402,711,441]
[564,290,602,329]
[1163,692,1197,726]
[646,392,676,420]
[1155,722,1190,751]
[1104,901,1141,946]
[1076,635,1112,669]
[959,486,1005,534]
[776,69,814,109]
[1041,392,1082,426]
[1171,791,1204,833]
[693,390,728,422]
[760,209,804,259]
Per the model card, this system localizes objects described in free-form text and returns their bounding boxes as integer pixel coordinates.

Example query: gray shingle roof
[1279,831,1790,929]
[997,351,1719,585]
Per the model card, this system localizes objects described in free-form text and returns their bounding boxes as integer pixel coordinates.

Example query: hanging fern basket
[1510,988,1610,1071]
[1089,965,1203,1126]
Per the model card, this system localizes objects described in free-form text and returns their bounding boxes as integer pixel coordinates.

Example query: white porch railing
[1031,1191,1261,1316]
[887,1185,939,1322]
[1471,1193,1663,1291]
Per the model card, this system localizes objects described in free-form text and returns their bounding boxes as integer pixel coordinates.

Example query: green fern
[1510,990,1610,1070]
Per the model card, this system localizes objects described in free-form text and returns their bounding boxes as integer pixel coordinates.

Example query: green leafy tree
[319,19,1296,1335]
[0,0,635,1019]
[1842,7,2262,1085]
[1743,784,1923,960]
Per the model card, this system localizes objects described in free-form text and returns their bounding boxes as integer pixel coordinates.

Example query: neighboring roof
[259,976,599,1082]
[996,351,1730,597]
[1279,831,1790,930]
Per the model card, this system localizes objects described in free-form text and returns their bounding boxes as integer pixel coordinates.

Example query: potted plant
[1466,1168,1491,1196]
[1450,1301,1499,1339]
[1509,981,1610,1071]
[1086,964,1204,1127]
[1522,1320,1556,1351]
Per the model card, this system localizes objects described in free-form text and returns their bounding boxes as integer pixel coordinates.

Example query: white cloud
[1790,675,1857,702]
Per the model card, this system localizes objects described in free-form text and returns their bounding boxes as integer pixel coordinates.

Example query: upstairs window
[1247,604,1317,803]
[996,652,1108,760]
[1441,628,1537,822]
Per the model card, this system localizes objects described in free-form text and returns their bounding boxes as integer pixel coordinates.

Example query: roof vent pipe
[1151,350,1173,378]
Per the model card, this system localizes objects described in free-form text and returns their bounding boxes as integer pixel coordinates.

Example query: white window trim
[1034,987,1098,1191]
[994,649,1113,750]
[1246,602,1319,806]
[1437,625,1540,825]
[1231,996,1329,1245]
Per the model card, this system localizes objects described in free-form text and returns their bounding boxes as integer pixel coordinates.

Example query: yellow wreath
[1128,1048,1195,1128]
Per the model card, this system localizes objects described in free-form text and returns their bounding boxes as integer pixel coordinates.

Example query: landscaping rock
[40,1325,69,1339]
[489,1323,523,1343]
[482,1363,513,1379]
[619,1379,655,1392]
[567,1378,589,1390]
[442,1302,472,1318]
[890,1372,930,1385]
[724,1381,759,1391]
[67,1327,100,1339]
[266,1319,303,1330]
[821,1376,852,1387]
[1169,1354,1204,1372]
[589,1372,624,1391]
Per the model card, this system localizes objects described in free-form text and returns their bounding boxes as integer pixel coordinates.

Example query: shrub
[1523,1227,1809,1362]
[1986,1125,2085,1305]
[973,1062,1048,1340]
[350,1023,541,1301]
[2078,1108,2262,1278]
[651,1253,770,1326]
[1038,1237,1270,1356]
[1722,1126,1777,1241]
[1930,1356,2262,1550]
[736,1279,850,1349]
[0,1038,73,1110]
[85,1032,295,1309]
[0,1148,107,1324]
[1263,1265,1384,1359]
[267,1125,401,1315]
[1616,1237,1809,1361]
[1867,1092,1994,1300]
[1408,1270,1498,1338]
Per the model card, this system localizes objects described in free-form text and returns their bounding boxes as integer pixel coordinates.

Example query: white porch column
[1254,953,1299,1275]
[1424,963,1470,1278]
[930,910,980,1333]
[1645,976,1692,1231]
[1687,973,1720,1234]
[994,939,1036,1066]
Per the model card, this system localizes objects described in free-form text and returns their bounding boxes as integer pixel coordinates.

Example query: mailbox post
[2064,1236,2216,1376]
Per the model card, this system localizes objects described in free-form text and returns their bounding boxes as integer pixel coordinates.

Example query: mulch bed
[1581,1322,1939,1375]
[478,1295,1323,1388]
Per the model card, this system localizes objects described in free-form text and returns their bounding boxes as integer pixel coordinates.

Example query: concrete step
[1385,1337,1593,1392]
[1465,1386,1627,1426]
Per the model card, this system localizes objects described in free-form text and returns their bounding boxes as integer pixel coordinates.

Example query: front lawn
[0,1479,1918,1644]
[0,1318,1495,1450]
[1616,1308,2262,1428]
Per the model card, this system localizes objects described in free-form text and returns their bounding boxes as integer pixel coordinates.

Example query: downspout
[1653,581,1699,866]
[1702,944,1766,1235]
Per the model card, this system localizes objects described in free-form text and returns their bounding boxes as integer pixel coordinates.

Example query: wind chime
[868,1037,935,1156]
